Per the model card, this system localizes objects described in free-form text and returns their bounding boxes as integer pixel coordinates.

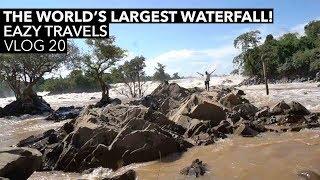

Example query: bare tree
[117,56,147,98]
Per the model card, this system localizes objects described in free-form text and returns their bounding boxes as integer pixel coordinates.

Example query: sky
[1,0,320,76]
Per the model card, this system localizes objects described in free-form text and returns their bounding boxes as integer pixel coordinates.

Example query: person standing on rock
[197,70,215,91]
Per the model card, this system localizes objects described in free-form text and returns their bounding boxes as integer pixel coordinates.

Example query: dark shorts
[205,81,209,85]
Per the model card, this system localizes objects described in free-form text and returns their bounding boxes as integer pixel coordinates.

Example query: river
[0,76,319,179]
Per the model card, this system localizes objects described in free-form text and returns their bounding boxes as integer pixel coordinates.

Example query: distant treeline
[0,63,182,97]
[234,20,320,80]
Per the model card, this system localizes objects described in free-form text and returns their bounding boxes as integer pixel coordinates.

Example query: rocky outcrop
[46,106,83,122]
[15,82,320,175]
[18,105,191,172]
[0,147,42,180]
[171,94,226,128]
[130,82,191,115]
[0,96,52,117]
[180,159,208,178]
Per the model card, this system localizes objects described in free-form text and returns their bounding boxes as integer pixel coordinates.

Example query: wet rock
[29,104,191,172]
[234,123,259,137]
[265,116,280,125]
[191,132,215,146]
[0,96,52,117]
[17,129,58,149]
[213,120,233,134]
[95,98,122,108]
[233,103,258,119]
[131,83,190,115]
[46,106,83,122]
[234,89,245,96]
[298,170,320,180]
[110,129,189,166]
[255,107,270,118]
[188,101,226,124]
[270,101,290,115]
[0,147,42,180]
[219,93,242,109]
[171,93,226,127]
[180,159,208,177]
[287,101,310,116]
[188,87,204,93]
[227,111,241,123]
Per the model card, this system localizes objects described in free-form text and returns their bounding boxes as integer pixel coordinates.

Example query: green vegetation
[153,63,171,82]
[234,20,320,79]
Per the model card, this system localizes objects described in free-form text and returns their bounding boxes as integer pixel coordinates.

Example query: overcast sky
[2,0,320,76]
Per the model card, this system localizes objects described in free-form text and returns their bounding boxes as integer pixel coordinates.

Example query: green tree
[153,63,171,82]
[233,30,261,69]
[0,44,79,102]
[305,20,320,39]
[84,36,126,102]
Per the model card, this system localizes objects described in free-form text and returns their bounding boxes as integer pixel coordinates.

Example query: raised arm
[197,72,204,76]
[209,69,216,75]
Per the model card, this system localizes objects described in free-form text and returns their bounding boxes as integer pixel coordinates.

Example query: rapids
[0,76,319,179]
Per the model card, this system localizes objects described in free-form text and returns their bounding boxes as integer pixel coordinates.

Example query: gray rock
[0,147,42,180]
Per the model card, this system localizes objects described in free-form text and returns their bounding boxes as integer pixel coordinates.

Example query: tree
[117,56,147,98]
[233,30,261,69]
[261,34,274,95]
[0,45,79,101]
[233,20,320,81]
[84,36,126,103]
[305,20,320,39]
[172,72,181,79]
[153,63,171,82]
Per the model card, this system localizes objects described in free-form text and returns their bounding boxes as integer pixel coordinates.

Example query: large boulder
[270,101,291,115]
[130,83,191,114]
[219,93,242,109]
[0,147,42,180]
[233,103,258,119]
[287,101,310,116]
[171,94,226,127]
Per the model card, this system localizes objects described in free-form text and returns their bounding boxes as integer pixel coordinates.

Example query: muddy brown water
[28,129,320,180]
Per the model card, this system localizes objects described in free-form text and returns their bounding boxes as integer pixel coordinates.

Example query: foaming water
[239,82,320,112]
[0,116,68,147]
